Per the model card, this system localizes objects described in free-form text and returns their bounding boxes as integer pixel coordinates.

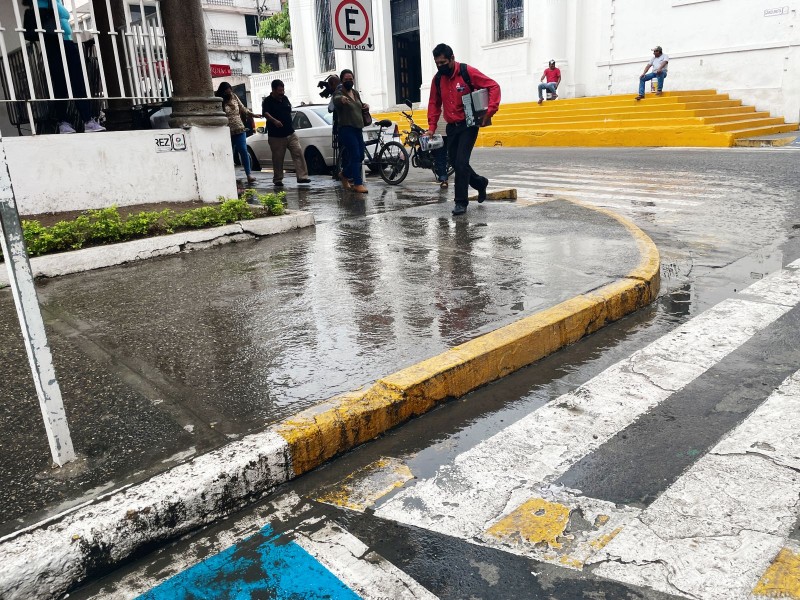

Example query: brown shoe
[352,184,368,193]
[538,98,543,105]
[339,174,352,189]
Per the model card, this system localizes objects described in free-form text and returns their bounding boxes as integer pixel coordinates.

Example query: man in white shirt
[635,46,669,101]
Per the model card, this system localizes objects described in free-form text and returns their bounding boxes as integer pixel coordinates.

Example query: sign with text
[155,133,187,153]
[330,0,375,51]
[210,63,232,78]
[764,6,789,16]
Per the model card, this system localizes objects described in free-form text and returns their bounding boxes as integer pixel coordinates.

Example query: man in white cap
[537,60,561,105]
[636,46,669,100]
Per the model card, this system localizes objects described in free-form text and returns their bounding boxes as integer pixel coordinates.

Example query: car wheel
[248,147,262,172]
[305,147,328,175]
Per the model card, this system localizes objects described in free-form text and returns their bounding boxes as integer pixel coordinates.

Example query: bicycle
[336,119,410,185]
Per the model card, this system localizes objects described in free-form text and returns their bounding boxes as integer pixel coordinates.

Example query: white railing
[0,0,171,136]
[250,67,295,105]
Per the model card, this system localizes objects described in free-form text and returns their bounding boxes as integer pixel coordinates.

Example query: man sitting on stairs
[537,60,561,105]
[636,46,669,101]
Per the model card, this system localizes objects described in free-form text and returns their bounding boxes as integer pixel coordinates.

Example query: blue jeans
[538,82,557,100]
[231,131,251,176]
[338,126,365,185]
[639,71,667,96]
[433,141,448,182]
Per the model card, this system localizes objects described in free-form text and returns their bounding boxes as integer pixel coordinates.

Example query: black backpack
[434,63,473,97]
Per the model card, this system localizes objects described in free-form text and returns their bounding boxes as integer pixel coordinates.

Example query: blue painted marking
[138,525,361,600]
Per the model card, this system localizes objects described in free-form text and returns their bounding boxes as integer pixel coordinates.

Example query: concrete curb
[0,197,660,599]
[0,210,316,289]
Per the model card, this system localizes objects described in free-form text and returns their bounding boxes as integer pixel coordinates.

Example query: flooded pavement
[66,146,800,600]
[0,164,642,533]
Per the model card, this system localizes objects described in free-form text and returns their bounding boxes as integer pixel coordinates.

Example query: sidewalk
[0,173,659,598]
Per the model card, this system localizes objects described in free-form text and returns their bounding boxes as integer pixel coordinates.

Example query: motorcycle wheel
[377,141,409,185]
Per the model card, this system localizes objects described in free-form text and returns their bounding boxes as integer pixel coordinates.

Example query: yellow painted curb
[277,198,660,475]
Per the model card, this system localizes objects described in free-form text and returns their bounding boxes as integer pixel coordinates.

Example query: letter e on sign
[330,0,375,51]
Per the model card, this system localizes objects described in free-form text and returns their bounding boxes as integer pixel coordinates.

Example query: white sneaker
[58,121,76,134]
[84,119,106,133]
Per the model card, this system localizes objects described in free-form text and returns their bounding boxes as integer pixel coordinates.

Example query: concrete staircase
[375,90,799,148]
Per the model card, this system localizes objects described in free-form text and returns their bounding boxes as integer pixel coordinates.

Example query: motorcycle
[401,101,454,182]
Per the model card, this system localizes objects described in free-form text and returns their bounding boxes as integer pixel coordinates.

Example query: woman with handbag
[332,69,370,194]
[215,82,261,184]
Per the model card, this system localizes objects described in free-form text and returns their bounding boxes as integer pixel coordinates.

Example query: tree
[258,3,291,47]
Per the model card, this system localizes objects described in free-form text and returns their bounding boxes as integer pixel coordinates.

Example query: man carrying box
[427,43,501,216]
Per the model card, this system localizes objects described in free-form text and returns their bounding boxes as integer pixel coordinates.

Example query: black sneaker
[452,204,467,216]
[477,177,489,203]
[273,181,284,187]
[297,179,312,184]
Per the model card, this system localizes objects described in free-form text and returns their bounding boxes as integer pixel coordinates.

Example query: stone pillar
[92,0,133,131]
[159,0,227,128]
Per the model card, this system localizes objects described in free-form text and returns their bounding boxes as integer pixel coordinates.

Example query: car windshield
[310,107,334,126]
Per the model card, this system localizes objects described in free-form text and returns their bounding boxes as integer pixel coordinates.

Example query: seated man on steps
[636,46,669,100]
[537,60,561,105]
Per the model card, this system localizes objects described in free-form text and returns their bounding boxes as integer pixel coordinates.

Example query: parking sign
[330,0,375,51]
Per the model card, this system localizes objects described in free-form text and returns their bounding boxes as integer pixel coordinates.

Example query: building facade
[203,0,290,79]
[288,0,800,121]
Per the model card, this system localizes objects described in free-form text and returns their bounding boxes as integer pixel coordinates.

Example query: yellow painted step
[726,123,799,139]
[476,126,732,148]
[493,117,710,131]
[494,108,760,126]
[712,117,786,132]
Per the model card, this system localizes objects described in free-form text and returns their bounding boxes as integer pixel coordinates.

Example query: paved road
[53,146,800,598]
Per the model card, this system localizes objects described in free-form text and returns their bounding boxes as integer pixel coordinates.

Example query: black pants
[43,37,91,123]
[446,122,482,205]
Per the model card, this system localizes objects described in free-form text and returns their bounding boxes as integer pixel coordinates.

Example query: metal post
[0,136,75,467]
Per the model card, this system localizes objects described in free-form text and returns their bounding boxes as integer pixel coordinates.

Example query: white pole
[0,135,75,467]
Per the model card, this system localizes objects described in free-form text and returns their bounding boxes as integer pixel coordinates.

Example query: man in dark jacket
[427,43,500,216]
[261,79,311,187]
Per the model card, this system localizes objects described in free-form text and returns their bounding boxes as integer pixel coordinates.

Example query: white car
[246,104,396,175]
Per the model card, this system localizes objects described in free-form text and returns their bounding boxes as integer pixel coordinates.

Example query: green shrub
[0,195,283,261]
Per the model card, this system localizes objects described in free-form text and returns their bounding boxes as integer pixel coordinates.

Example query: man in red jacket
[427,43,501,216]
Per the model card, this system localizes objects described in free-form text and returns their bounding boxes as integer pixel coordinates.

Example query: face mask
[343,81,354,91]
[438,64,454,77]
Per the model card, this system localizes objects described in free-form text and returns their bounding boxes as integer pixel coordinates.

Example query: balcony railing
[0,0,171,136]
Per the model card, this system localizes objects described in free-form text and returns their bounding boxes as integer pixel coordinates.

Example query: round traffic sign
[334,0,370,47]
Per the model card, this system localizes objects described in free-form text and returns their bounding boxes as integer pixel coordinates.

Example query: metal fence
[0,0,171,135]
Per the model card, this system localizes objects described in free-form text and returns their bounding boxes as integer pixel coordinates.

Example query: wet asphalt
[0,156,642,534]
[60,145,800,599]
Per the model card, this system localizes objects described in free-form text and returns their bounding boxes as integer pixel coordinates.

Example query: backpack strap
[460,63,473,92]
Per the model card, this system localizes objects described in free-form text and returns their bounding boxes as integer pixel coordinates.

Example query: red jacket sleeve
[467,66,501,117]
[427,76,443,132]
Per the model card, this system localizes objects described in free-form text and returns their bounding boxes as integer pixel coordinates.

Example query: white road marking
[590,369,800,600]
[497,175,715,201]
[375,262,800,581]
[493,181,684,210]
[296,521,439,600]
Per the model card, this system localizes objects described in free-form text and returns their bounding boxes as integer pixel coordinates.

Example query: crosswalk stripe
[374,261,800,581]
[516,168,762,189]
[494,180,678,212]
[296,521,438,600]
[590,368,800,599]
[498,175,716,200]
